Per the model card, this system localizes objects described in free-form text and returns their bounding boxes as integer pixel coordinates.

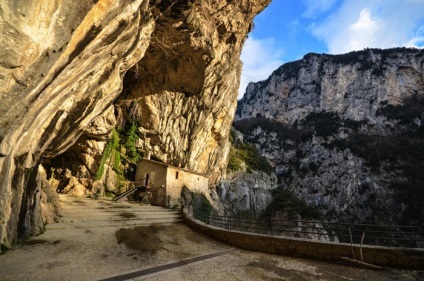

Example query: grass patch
[115,225,165,253]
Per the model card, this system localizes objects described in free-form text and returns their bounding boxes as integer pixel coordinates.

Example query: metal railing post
[269,218,273,236]
[337,222,341,243]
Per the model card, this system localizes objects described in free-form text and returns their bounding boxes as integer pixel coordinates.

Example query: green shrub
[96,122,143,181]
[228,143,273,175]
[227,147,244,172]
[121,122,143,163]
[95,129,120,180]
[303,111,341,137]
[263,188,321,220]
[378,94,424,123]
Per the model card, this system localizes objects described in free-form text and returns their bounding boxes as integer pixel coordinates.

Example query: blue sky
[239,0,424,98]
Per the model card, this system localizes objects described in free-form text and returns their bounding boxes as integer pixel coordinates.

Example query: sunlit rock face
[0,0,269,247]
[237,49,424,125]
[0,0,154,247]
[235,48,424,225]
[121,0,270,184]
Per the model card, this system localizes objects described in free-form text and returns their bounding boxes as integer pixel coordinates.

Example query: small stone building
[135,158,209,207]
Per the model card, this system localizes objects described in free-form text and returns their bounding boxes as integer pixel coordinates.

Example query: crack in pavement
[98,248,238,281]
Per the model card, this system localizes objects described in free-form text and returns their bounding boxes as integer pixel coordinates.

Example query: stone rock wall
[0,0,154,247]
[121,0,270,184]
[0,0,269,247]
[219,170,277,215]
[237,49,424,125]
[235,48,424,224]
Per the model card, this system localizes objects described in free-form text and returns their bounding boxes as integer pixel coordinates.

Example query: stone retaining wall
[182,209,424,270]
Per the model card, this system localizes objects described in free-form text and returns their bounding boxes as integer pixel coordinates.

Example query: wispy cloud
[406,25,424,48]
[310,0,424,54]
[302,0,338,18]
[239,37,284,99]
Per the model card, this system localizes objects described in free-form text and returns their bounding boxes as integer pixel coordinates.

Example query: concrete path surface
[1,195,423,281]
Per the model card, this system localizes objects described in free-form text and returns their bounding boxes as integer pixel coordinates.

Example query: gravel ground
[1,196,423,281]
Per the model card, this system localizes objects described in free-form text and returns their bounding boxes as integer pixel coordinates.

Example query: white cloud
[406,25,424,48]
[346,8,382,52]
[310,0,424,54]
[302,0,338,18]
[239,37,284,99]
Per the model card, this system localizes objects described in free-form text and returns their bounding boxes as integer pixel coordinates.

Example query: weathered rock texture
[121,0,270,184]
[219,170,277,215]
[235,48,424,225]
[0,0,152,247]
[237,48,424,125]
[0,0,269,247]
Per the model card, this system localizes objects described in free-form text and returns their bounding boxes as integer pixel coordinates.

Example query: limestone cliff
[237,48,424,125]
[235,48,424,225]
[0,0,269,247]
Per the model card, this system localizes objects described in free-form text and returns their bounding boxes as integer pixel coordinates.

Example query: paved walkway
[0,195,423,281]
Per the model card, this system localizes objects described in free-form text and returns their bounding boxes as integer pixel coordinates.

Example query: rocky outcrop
[121,0,270,184]
[0,0,269,247]
[236,48,424,126]
[235,48,424,225]
[0,0,155,247]
[219,170,277,215]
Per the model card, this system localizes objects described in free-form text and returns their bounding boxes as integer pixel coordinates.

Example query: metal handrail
[188,207,424,248]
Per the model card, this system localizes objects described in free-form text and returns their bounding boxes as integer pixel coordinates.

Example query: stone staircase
[113,188,138,201]
[47,195,182,230]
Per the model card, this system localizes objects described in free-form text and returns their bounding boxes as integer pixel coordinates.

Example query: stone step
[51,195,183,231]
[46,218,183,230]
[56,214,182,222]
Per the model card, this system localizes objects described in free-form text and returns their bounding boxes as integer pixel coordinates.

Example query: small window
[198,177,199,181]
[176,171,179,179]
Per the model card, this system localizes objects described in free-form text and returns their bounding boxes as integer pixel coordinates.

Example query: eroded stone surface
[0,0,270,247]
[0,0,154,246]
[235,48,424,224]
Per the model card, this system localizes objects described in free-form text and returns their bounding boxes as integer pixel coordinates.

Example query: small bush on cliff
[120,122,143,163]
[96,123,143,181]
[228,143,273,175]
[263,188,321,220]
[96,129,120,180]
[378,93,424,124]
[303,111,341,137]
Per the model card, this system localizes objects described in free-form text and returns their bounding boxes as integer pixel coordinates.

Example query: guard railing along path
[188,207,424,248]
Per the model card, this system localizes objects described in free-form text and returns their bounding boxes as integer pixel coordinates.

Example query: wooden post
[360,232,365,262]
[348,226,356,260]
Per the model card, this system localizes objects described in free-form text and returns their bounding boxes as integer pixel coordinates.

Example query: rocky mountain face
[235,48,424,225]
[0,0,269,248]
